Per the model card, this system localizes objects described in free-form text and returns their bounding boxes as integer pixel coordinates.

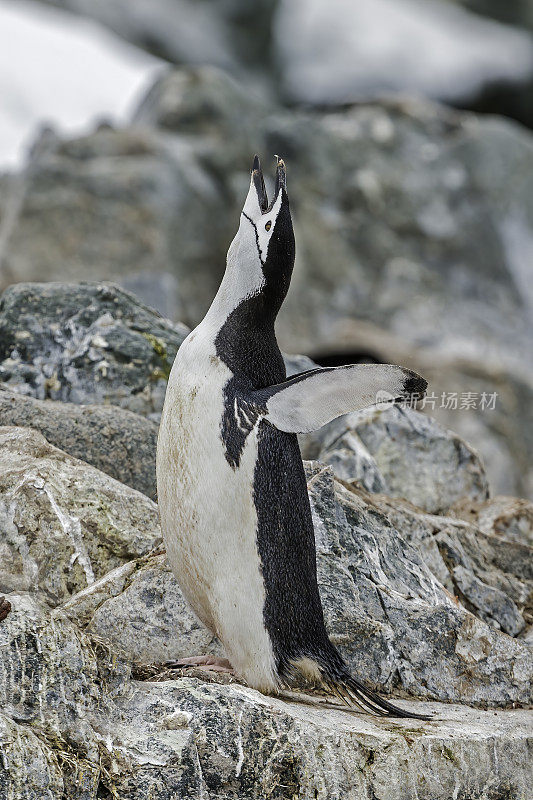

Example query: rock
[33,0,277,71]
[302,405,489,514]
[319,430,386,493]
[416,355,533,503]
[282,352,317,377]
[4,66,532,493]
[0,426,161,605]
[3,595,532,800]
[372,493,533,638]
[448,495,533,547]
[0,280,313,420]
[62,553,218,664]
[0,593,105,756]
[0,713,65,800]
[0,122,233,323]
[274,0,533,108]
[63,461,533,708]
[91,678,533,800]
[2,503,533,797]
[4,69,532,365]
[0,281,187,418]
[0,389,158,499]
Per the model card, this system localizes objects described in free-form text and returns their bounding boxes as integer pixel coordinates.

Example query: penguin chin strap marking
[241,211,265,266]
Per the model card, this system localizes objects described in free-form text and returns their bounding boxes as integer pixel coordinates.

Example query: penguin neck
[205,265,281,333]
[208,274,285,386]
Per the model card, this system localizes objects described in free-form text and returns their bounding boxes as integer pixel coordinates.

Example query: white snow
[275,0,533,106]
[0,0,163,169]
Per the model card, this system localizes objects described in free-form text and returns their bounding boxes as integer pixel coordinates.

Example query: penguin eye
[265,221,272,231]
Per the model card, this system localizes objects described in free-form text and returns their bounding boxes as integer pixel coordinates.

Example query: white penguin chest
[156,329,277,689]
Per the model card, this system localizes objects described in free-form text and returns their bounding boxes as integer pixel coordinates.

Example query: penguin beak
[274,156,286,198]
[252,154,269,213]
[251,154,287,214]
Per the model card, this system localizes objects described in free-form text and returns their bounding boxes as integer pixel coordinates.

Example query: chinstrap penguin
[157,155,430,719]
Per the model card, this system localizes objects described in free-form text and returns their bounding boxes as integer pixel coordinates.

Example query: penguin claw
[164,655,234,674]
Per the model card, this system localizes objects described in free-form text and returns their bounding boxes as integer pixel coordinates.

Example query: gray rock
[319,430,386,493]
[63,461,533,708]
[0,279,312,424]
[375,494,533,637]
[33,0,277,71]
[62,553,218,663]
[0,713,65,800]
[4,69,532,367]
[0,281,187,418]
[0,389,158,499]
[274,0,533,106]
[3,595,532,800]
[302,405,489,514]
[417,355,533,503]
[282,352,318,377]
[2,518,533,798]
[4,66,532,493]
[0,593,105,756]
[448,495,533,547]
[0,426,161,605]
[93,678,533,800]
[0,123,234,324]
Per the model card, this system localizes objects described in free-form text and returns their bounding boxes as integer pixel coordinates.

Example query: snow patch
[0,0,163,168]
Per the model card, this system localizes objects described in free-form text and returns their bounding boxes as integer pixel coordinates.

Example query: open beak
[251,154,286,214]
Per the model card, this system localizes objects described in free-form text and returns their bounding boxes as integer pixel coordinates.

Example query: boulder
[88,678,533,800]
[0,426,161,605]
[62,553,218,664]
[3,67,532,494]
[0,389,158,499]
[371,493,533,638]
[301,405,489,514]
[448,495,533,547]
[2,595,532,800]
[318,430,386,493]
[0,281,187,418]
[63,461,533,708]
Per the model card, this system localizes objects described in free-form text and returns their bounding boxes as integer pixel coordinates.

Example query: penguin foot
[165,655,234,674]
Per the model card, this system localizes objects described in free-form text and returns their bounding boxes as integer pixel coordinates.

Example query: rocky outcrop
[302,405,489,514]
[0,281,187,418]
[0,389,158,498]
[448,494,533,547]
[1,592,532,800]
[2,68,532,496]
[60,461,532,709]
[0,426,161,604]
[0,284,531,793]
[62,553,218,664]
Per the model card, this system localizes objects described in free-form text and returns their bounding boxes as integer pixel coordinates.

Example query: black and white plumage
[156,155,429,719]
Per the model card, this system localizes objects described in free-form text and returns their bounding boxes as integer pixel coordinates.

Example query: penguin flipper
[253,364,427,434]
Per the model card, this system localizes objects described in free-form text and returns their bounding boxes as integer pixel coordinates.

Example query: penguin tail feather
[322,671,432,721]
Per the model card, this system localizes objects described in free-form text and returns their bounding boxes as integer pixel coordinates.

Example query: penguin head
[226,155,295,317]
